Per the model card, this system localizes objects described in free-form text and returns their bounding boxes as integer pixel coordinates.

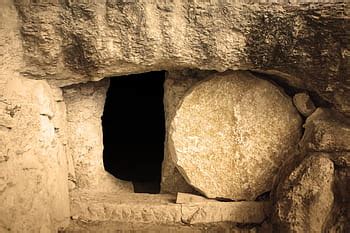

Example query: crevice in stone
[0,155,9,163]
[250,70,333,108]
[0,125,12,131]
[255,191,271,201]
[324,166,350,232]
[39,113,52,120]
[250,70,330,139]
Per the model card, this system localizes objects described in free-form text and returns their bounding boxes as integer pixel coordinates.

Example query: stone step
[64,191,271,232]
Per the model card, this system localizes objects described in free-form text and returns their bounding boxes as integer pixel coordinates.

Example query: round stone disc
[169,71,302,200]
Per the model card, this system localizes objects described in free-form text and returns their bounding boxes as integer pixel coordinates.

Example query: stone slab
[170,71,302,200]
[12,2,350,117]
[161,70,215,194]
[69,191,271,227]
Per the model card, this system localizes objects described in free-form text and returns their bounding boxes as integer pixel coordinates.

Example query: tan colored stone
[162,70,214,194]
[300,108,350,152]
[63,80,133,193]
[0,77,70,233]
[170,71,302,200]
[68,191,270,228]
[274,154,334,233]
[0,0,348,232]
[293,92,316,117]
[11,1,350,117]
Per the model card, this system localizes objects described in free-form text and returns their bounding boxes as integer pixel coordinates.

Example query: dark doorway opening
[102,71,166,194]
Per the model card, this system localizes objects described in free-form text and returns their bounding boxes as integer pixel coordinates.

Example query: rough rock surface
[274,154,334,233]
[293,92,316,117]
[0,0,70,232]
[300,108,350,153]
[67,191,271,231]
[63,80,133,193]
[11,1,350,117]
[170,71,302,200]
[0,0,349,232]
[0,76,70,232]
[65,223,263,233]
[297,108,350,232]
[161,70,215,194]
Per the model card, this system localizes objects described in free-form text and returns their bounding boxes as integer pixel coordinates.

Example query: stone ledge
[68,191,271,229]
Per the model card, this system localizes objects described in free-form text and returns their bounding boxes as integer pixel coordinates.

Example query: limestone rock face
[63,80,133,193]
[298,108,350,232]
[11,1,350,117]
[0,1,70,231]
[274,155,334,233]
[0,77,70,232]
[328,166,350,233]
[169,71,302,200]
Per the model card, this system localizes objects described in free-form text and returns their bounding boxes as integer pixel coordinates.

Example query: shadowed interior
[102,71,166,193]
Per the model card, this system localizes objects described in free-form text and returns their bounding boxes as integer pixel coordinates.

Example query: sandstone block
[170,71,302,200]
[293,92,316,117]
[274,154,334,233]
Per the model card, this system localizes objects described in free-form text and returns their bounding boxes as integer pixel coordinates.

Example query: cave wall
[0,76,70,233]
[0,1,70,232]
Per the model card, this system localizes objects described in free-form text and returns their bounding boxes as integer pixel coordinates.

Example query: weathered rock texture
[328,164,350,233]
[300,108,350,153]
[170,71,302,200]
[297,108,350,232]
[274,154,334,233]
[0,77,70,232]
[63,80,133,193]
[273,108,350,232]
[1,1,69,232]
[12,1,350,117]
[68,191,271,231]
[0,0,349,232]
[161,70,215,194]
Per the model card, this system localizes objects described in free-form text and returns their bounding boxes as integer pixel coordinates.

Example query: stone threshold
[65,191,271,232]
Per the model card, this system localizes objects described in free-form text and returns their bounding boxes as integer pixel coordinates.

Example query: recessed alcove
[102,71,166,194]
